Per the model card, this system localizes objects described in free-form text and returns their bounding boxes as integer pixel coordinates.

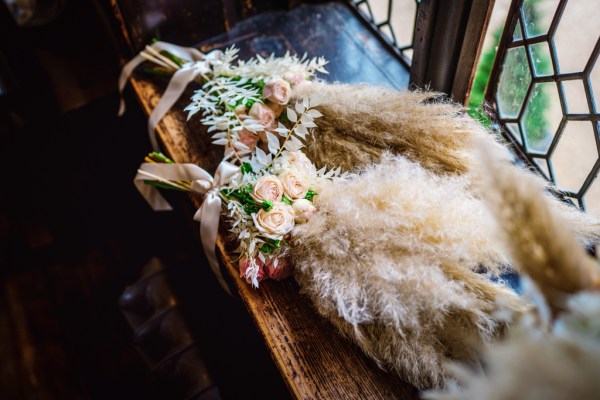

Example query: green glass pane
[530,42,553,77]
[496,46,532,119]
[522,0,560,38]
[522,82,561,154]
[513,21,523,41]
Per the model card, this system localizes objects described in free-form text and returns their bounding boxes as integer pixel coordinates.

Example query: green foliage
[468,0,550,148]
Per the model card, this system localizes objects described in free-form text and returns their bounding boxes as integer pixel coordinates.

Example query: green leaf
[259,243,273,254]
[241,162,253,174]
[304,189,317,201]
[262,200,273,211]
[281,197,292,205]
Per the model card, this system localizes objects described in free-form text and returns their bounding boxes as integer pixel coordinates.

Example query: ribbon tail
[147,67,200,152]
[195,196,232,295]
[118,53,146,116]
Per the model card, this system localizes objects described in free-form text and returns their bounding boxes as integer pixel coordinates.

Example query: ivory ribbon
[118,41,223,151]
[134,161,240,294]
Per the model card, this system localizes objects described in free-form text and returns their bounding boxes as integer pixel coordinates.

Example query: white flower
[252,175,283,203]
[292,199,316,223]
[253,202,295,239]
[279,170,309,200]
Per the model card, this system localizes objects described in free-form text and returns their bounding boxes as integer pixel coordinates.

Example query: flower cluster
[183,47,328,163]
[138,47,341,287]
[222,150,320,287]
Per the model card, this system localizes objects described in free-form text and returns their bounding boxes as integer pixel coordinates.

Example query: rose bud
[237,128,259,150]
[239,256,265,285]
[234,104,247,115]
[252,175,283,203]
[262,79,291,105]
[292,199,316,223]
[279,170,309,200]
[265,257,292,281]
[252,202,295,239]
[249,102,276,130]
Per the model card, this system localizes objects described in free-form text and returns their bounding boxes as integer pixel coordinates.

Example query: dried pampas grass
[291,154,525,389]
[294,83,508,175]
[287,83,600,389]
[425,147,600,400]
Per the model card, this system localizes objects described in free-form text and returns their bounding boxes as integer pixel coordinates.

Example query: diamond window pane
[497,46,532,119]
[522,0,560,38]
[552,121,598,193]
[529,42,553,77]
[562,79,590,114]
[554,0,600,74]
[522,82,561,154]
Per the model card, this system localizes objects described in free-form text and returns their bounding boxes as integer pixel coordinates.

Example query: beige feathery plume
[477,141,600,308]
[293,83,508,175]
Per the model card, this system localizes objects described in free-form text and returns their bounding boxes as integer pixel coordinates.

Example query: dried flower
[253,202,295,239]
[252,175,283,203]
[279,170,309,200]
[262,79,291,105]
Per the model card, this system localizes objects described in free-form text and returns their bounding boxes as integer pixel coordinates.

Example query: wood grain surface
[125,3,417,398]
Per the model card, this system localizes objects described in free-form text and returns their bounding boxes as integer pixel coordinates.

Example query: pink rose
[239,256,265,285]
[238,129,259,150]
[265,257,292,281]
[262,80,291,105]
[284,72,307,86]
[249,102,276,130]
[252,175,283,203]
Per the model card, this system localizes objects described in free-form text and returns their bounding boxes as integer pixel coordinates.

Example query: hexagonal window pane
[584,170,600,219]
[403,48,413,62]
[562,79,589,114]
[357,1,374,22]
[530,42,553,77]
[531,157,550,179]
[364,0,390,25]
[552,121,598,193]
[513,20,523,41]
[554,0,600,74]
[390,0,417,48]
[380,24,397,45]
[591,58,599,113]
[505,122,522,145]
[522,0,560,38]
[496,47,532,119]
[522,82,562,154]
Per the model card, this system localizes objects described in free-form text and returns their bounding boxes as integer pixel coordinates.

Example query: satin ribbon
[134,161,240,294]
[118,41,223,151]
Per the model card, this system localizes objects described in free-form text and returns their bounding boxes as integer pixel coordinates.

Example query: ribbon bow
[134,161,240,294]
[118,41,223,151]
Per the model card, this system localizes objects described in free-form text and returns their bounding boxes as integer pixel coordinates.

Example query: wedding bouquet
[122,42,600,391]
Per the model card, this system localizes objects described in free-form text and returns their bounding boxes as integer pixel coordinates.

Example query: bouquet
[123,41,600,391]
